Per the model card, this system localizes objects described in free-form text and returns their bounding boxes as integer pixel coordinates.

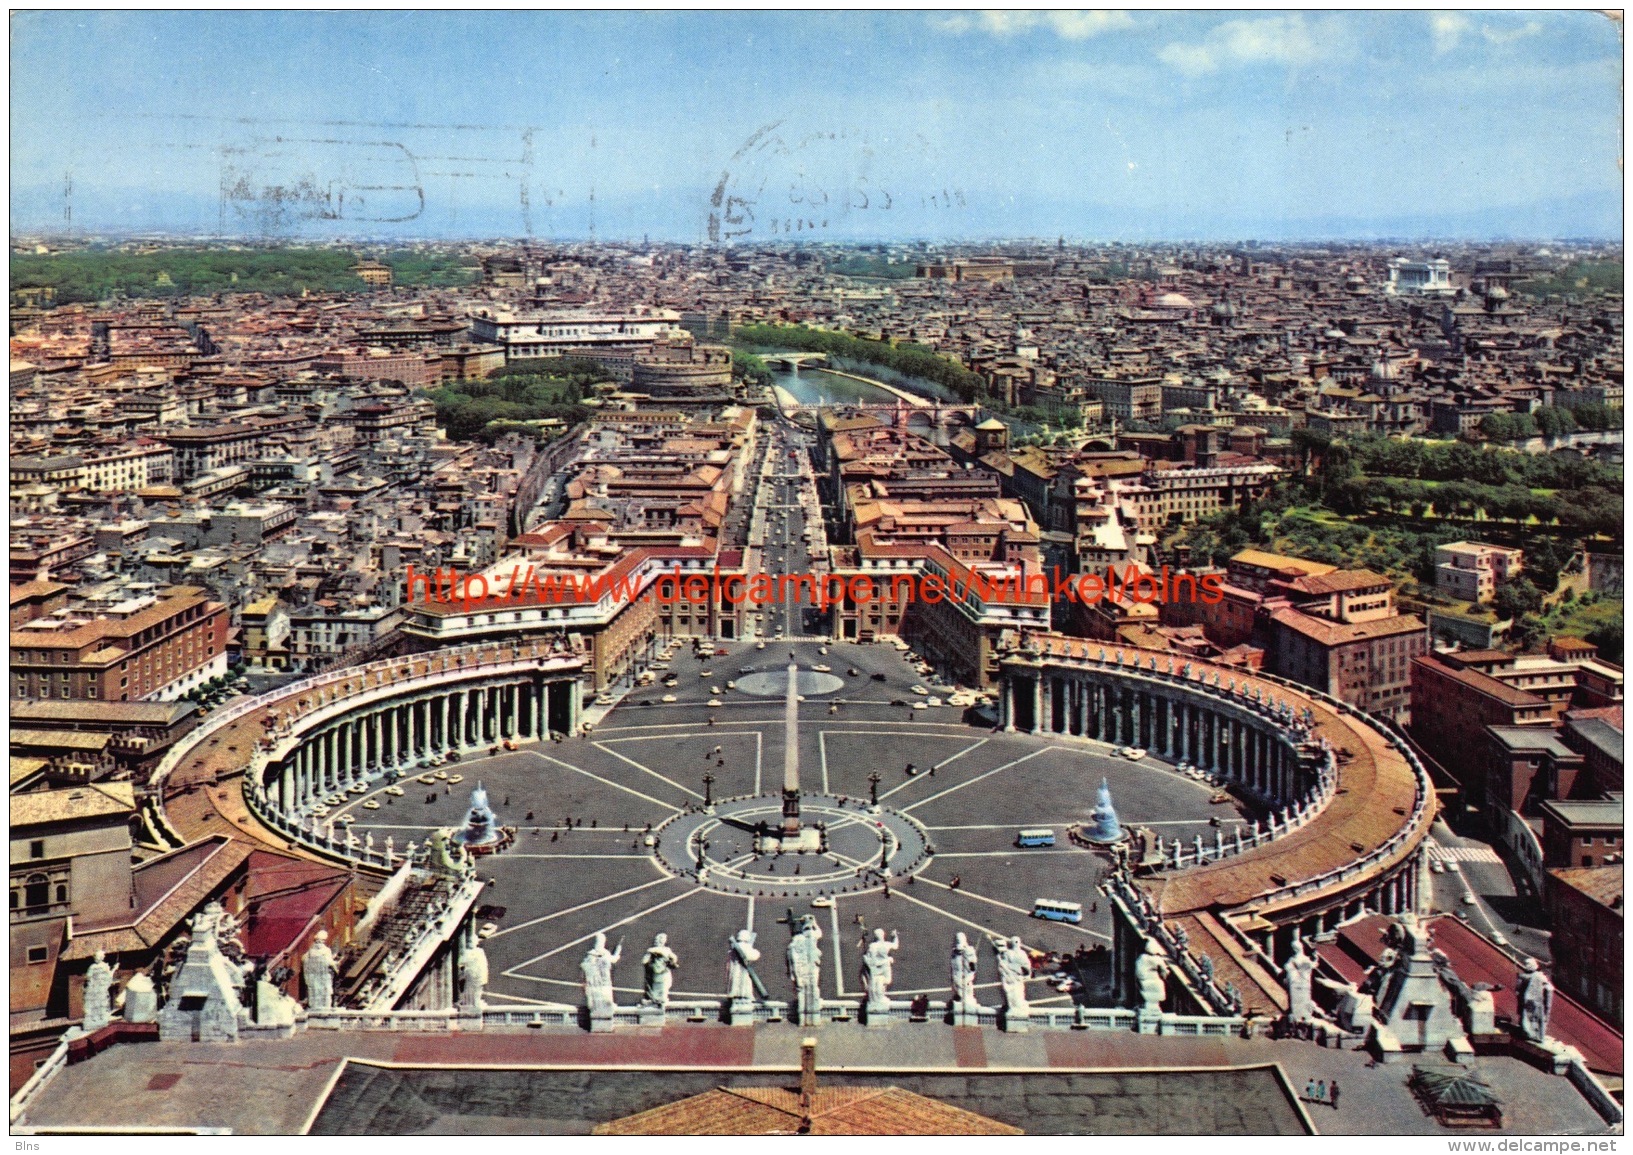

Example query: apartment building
[10,585,228,702]
[1435,541,1525,604]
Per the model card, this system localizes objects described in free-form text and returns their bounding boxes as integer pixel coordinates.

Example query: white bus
[1030,898,1083,923]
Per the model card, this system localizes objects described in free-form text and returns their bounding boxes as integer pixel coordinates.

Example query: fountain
[1078,777,1128,846]
[452,783,511,855]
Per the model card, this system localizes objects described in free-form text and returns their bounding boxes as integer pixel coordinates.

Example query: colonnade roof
[1002,634,1433,920]
[154,641,582,859]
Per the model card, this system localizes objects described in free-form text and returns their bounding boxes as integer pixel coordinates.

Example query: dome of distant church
[1155,291,1195,309]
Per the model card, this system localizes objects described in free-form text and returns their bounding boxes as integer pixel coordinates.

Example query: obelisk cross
[782,659,801,836]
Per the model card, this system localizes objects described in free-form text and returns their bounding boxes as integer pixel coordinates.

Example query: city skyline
[10,9,1624,243]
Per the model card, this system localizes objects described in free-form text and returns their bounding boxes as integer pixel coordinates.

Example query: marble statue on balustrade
[728,929,766,1006]
[428,828,466,875]
[787,915,824,1025]
[988,935,1033,1025]
[581,932,622,1021]
[950,933,980,1015]
[460,930,492,1013]
[641,933,679,1008]
[859,929,899,1013]
[303,929,338,1011]
[1516,958,1554,1044]
[83,950,115,1032]
[1284,939,1316,1025]
[1134,938,1170,1017]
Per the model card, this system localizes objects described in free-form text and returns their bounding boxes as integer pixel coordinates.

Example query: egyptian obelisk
[782,657,802,836]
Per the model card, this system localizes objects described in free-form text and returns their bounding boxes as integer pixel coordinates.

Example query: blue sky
[9,10,1624,241]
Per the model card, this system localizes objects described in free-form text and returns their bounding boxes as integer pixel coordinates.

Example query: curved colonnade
[149,639,586,870]
[150,630,1433,1000]
[997,634,1437,970]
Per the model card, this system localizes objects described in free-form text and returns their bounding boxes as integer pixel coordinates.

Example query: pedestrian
[551,831,559,842]
[526,811,535,821]
[1329,1081,1339,1110]
[1304,1079,1315,1101]
[1315,1080,1326,1103]
[950,874,961,890]
[928,765,935,777]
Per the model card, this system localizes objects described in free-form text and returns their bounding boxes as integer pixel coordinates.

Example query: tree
[1534,406,1577,439]
[1587,615,1624,664]
[1493,577,1544,622]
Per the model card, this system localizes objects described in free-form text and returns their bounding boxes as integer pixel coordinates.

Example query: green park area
[421,358,608,443]
[1515,259,1624,299]
[11,246,477,303]
[1170,431,1622,658]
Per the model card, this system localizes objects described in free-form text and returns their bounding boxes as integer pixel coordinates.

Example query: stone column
[1031,676,1044,735]
[316,732,328,791]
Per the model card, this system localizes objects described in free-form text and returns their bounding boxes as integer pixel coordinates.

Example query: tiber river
[768,365,899,407]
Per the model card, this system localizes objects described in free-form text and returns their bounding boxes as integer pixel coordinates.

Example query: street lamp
[702,772,715,808]
[868,771,881,807]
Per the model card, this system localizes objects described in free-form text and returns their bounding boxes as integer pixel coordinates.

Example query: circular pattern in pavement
[652,793,931,898]
[734,670,845,697]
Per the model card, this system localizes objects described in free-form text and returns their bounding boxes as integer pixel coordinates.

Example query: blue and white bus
[1030,898,1083,923]
[1015,828,1056,848]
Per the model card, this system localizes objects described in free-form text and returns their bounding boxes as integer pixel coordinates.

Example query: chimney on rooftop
[799,1036,818,1119]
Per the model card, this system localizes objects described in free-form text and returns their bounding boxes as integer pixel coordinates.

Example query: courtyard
[332,640,1247,1010]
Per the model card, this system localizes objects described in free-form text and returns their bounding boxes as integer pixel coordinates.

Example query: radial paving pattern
[328,640,1242,1009]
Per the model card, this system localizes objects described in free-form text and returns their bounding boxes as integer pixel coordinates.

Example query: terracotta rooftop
[594,1083,1022,1135]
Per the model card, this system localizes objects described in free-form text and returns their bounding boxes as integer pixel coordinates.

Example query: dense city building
[6,235,1623,1137]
